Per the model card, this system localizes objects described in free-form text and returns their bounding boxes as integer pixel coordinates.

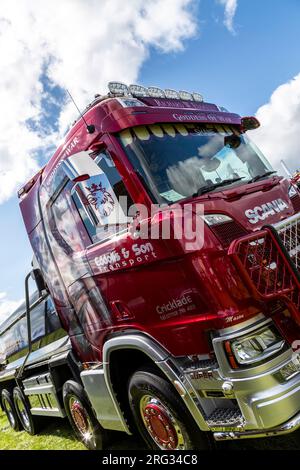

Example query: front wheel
[128,368,210,450]
[63,380,106,450]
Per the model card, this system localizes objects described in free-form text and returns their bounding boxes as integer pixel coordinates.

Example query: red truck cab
[16,83,300,449]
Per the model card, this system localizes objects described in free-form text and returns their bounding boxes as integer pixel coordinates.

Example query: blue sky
[140,0,300,114]
[0,0,300,317]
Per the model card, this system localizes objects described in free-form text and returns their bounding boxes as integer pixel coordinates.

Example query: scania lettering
[2,81,300,450]
[245,198,289,224]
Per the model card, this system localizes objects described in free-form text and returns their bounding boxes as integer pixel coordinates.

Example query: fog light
[280,354,300,381]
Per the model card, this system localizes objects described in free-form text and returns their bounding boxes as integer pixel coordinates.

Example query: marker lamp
[289,184,298,198]
[226,326,285,367]
[117,98,144,108]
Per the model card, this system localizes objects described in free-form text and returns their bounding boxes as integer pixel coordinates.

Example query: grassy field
[1,408,300,450]
[0,410,143,450]
[0,410,85,450]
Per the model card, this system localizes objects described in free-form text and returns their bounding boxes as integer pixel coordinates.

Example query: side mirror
[62,151,103,182]
[31,268,47,295]
[241,116,260,131]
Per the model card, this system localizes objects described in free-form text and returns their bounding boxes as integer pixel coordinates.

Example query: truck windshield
[117,123,274,203]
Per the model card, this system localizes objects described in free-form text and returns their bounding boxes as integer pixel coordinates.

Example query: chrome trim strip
[214,411,300,440]
[273,212,300,230]
[30,408,65,418]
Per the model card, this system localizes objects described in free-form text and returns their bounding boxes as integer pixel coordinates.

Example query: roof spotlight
[178,90,193,101]
[129,84,148,97]
[164,89,180,99]
[108,81,129,96]
[192,92,204,102]
[148,87,165,98]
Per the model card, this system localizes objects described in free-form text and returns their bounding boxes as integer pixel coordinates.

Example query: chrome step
[207,407,244,430]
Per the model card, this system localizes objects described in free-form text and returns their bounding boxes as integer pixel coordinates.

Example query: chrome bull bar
[228,213,300,321]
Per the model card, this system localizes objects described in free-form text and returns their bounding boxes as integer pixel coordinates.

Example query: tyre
[13,387,41,435]
[63,380,106,450]
[1,389,21,431]
[128,368,210,450]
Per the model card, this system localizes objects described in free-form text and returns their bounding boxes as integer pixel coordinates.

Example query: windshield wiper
[248,171,277,184]
[194,177,245,197]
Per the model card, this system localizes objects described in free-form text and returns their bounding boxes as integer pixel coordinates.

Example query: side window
[72,150,134,244]
[45,298,62,334]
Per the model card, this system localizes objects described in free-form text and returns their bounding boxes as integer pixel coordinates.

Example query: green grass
[0,410,142,450]
[0,410,85,450]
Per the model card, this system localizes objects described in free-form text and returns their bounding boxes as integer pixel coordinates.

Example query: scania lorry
[3,82,300,450]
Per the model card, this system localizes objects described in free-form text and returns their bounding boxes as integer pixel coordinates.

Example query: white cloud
[251,73,300,174]
[218,0,238,33]
[0,0,197,204]
[0,292,22,325]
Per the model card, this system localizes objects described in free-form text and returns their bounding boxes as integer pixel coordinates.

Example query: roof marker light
[108,81,129,96]
[164,89,180,99]
[192,92,204,102]
[179,90,193,101]
[148,86,165,98]
[129,84,148,97]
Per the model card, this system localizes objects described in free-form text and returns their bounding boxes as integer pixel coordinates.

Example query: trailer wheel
[63,380,105,450]
[1,389,21,431]
[128,368,210,450]
[13,387,40,435]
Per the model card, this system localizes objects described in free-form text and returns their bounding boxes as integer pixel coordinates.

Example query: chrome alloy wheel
[140,394,187,450]
[69,396,96,447]
[3,397,15,428]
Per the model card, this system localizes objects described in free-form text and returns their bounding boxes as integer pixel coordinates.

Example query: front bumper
[183,315,300,437]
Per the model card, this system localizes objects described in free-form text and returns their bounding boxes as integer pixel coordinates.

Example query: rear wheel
[1,389,21,431]
[128,368,210,450]
[13,387,41,435]
[63,380,106,450]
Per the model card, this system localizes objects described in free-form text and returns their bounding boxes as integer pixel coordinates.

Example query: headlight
[203,214,233,226]
[225,326,285,367]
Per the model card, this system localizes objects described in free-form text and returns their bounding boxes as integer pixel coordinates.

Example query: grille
[291,194,300,213]
[275,214,300,272]
[211,220,248,247]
